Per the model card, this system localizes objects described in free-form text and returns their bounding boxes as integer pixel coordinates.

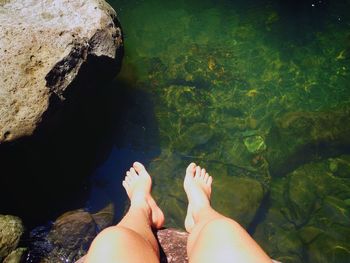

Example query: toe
[130,167,137,177]
[122,180,130,193]
[204,172,209,182]
[207,176,213,186]
[195,166,201,178]
[186,163,196,175]
[200,168,206,179]
[122,180,128,188]
[125,174,132,184]
[133,162,145,173]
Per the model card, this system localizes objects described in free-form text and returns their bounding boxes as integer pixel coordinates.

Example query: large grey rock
[0,215,24,261]
[0,0,123,142]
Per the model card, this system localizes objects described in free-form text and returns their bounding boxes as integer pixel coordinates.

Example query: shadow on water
[0,62,115,227]
[0,56,161,228]
[87,73,162,221]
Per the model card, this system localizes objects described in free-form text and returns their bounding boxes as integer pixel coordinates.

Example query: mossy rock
[266,108,350,177]
[3,248,27,263]
[285,169,319,226]
[253,156,350,263]
[253,205,303,263]
[328,156,350,178]
[317,196,350,227]
[243,135,267,154]
[173,122,214,154]
[308,233,350,263]
[0,215,24,261]
[211,176,265,228]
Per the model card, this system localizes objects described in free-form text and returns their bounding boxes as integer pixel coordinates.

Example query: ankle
[130,194,150,209]
[193,205,218,224]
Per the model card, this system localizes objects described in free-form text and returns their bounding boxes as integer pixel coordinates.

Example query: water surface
[90,0,350,262]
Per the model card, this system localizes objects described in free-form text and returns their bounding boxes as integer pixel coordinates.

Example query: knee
[86,226,140,260]
[202,218,242,237]
[90,226,136,249]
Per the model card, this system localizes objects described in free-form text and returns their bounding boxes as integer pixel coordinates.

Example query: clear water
[89,0,350,262]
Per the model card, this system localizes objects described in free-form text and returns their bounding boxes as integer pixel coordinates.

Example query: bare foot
[183,163,213,232]
[122,162,165,229]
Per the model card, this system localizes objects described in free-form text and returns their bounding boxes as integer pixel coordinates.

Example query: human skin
[84,162,272,263]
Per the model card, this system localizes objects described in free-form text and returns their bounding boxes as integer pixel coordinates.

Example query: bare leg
[85,162,165,263]
[184,163,272,263]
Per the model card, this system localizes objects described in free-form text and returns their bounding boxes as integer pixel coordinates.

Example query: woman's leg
[184,163,272,263]
[85,162,165,263]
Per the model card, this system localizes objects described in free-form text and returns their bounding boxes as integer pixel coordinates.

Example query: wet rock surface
[158,228,188,263]
[0,215,24,261]
[28,204,114,263]
[0,0,123,142]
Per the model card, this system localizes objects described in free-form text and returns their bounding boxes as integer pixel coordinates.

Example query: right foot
[122,162,165,229]
[184,163,213,232]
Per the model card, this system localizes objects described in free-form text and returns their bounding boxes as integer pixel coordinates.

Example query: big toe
[133,161,146,173]
[186,163,196,175]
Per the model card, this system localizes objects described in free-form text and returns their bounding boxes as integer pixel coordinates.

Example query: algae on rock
[253,156,350,263]
[0,215,24,261]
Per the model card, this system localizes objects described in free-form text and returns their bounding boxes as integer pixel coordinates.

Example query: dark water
[86,0,350,262]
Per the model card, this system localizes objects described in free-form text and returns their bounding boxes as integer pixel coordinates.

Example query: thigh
[85,226,159,263]
[189,218,271,263]
[189,220,237,263]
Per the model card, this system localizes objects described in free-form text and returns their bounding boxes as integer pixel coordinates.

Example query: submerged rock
[243,135,267,154]
[212,176,265,228]
[0,0,123,143]
[175,123,214,154]
[253,155,350,263]
[266,108,350,176]
[47,210,96,258]
[0,215,24,261]
[29,204,114,263]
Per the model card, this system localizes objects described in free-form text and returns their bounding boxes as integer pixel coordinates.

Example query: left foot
[122,162,165,229]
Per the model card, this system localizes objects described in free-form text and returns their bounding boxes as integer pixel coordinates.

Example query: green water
[106,0,350,262]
